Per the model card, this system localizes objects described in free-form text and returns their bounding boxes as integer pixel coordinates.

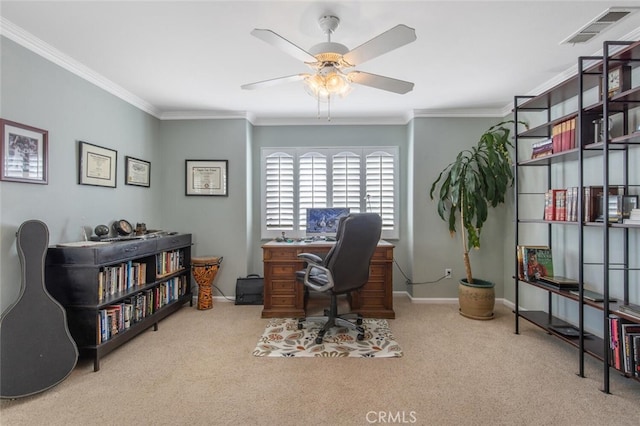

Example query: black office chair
[296,213,383,344]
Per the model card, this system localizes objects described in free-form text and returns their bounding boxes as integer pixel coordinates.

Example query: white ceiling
[2,1,640,125]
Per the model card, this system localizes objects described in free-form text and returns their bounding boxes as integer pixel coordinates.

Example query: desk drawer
[271,295,297,308]
[267,264,299,278]
[264,248,298,261]
[272,279,297,293]
[371,247,393,261]
[369,264,386,278]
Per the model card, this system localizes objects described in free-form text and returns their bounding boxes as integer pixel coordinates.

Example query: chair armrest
[297,252,323,265]
[302,264,334,292]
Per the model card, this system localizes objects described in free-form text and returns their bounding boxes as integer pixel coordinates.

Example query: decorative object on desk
[78,141,117,188]
[430,120,526,320]
[253,318,402,358]
[94,224,110,238]
[191,256,222,310]
[114,219,133,236]
[135,222,147,235]
[124,156,150,187]
[235,274,264,305]
[0,118,48,184]
[1,220,78,398]
[185,159,228,196]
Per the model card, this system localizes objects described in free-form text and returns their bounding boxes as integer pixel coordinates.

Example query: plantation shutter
[366,151,395,229]
[332,151,361,212]
[298,152,327,229]
[265,152,294,230]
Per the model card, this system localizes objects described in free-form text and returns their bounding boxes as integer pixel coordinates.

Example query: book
[517,245,548,280]
[566,187,578,222]
[620,324,640,374]
[634,335,640,377]
[551,123,562,153]
[549,324,592,338]
[522,246,553,281]
[553,189,567,221]
[544,189,554,220]
[618,304,640,319]
[538,276,578,290]
[569,289,616,302]
[583,185,623,222]
[610,316,622,370]
[531,138,553,159]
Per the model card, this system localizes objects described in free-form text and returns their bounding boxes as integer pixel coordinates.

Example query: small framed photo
[185,159,228,196]
[78,141,117,188]
[125,156,150,187]
[0,119,48,184]
[621,195,638,219]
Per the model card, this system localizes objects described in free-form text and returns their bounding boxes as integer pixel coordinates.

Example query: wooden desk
[261,240,395,319]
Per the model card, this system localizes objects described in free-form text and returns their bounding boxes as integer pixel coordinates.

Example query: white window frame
[261,146,399,240]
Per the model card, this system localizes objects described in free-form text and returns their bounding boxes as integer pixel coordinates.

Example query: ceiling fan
[241,15,417,119]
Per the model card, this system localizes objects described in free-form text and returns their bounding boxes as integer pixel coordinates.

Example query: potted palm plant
[429,120,525,320]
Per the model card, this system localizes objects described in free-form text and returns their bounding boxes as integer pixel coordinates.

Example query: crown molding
[158,110,248,121]
[412,108,506,118]
[1,17,161,118]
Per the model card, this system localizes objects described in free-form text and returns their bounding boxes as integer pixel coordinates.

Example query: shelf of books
[514,39,640,392]
[45,233,192,371]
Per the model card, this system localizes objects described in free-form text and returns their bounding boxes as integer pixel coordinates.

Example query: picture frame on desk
[125,156,150,187]
[0,119,48,184]
[185,159,228,196]
[78,141,117,188]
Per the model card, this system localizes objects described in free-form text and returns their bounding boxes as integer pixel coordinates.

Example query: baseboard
[396,291,512,308]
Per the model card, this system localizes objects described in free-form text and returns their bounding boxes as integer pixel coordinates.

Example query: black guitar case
[0,220,78,399]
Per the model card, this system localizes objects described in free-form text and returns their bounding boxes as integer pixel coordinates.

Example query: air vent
[561,7,638,44]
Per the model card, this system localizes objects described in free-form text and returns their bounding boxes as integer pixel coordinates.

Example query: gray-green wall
[1,36,509,313]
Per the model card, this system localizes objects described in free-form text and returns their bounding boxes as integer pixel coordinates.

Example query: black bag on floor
[235,274,264,305]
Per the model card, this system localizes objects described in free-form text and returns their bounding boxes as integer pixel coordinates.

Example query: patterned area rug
[253,318,403,358]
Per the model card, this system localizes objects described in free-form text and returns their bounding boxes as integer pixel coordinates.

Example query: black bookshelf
[45,233,192,371]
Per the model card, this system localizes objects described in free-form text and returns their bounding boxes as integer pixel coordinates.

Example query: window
[261,146,398,239]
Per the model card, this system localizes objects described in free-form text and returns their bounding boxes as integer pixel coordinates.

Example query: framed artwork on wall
[125,156,150,187]
[185,159,228,196]
[78,141,117,188]
[0,119,48,184]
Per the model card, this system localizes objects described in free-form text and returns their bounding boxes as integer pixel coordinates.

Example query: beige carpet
[1,296,639,426]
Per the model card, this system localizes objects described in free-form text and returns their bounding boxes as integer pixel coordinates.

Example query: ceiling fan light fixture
[304,67,352,102]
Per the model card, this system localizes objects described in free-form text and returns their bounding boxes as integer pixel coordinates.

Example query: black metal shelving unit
[514,40,640,394]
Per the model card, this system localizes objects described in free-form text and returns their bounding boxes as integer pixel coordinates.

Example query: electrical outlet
[445,268,452,279]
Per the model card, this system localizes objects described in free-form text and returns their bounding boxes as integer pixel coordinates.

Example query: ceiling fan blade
[241,74,308,90]
[251,29,317,63]
[348,71,414,94]
[343,24,416,66]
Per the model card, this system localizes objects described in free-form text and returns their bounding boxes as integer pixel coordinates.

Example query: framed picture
[0,119,48,184]
[125,156,150,187]
[78,141,117,188]
[185,159,228,196]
